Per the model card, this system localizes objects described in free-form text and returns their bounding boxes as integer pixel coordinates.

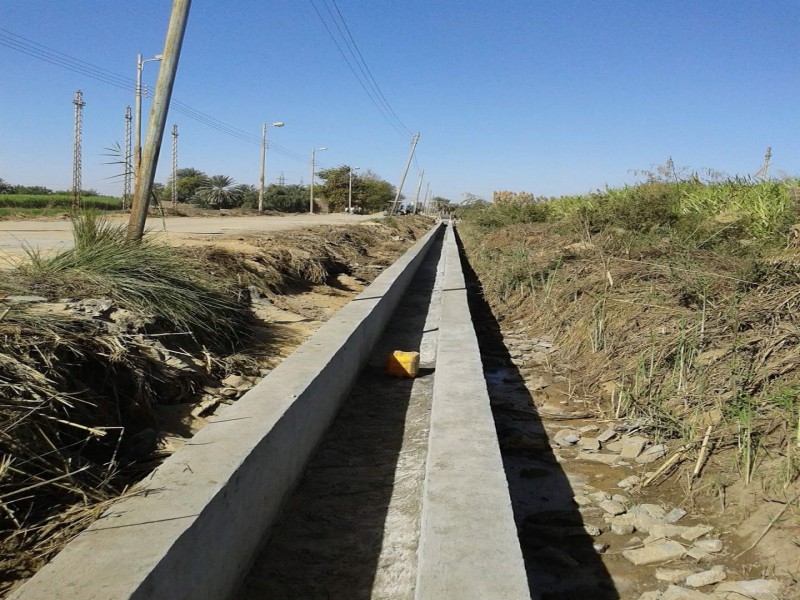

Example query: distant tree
[316,165,353,212]
[358,170,397,213]
[13,184,53,195]
[431,196,454,214]
[197,175,241,210]
[462,192,488,206]
[53,188,100,197]
[0,178,12,194]
[235,183,258,209]
[167,167,209,204]
[263,184,308,212]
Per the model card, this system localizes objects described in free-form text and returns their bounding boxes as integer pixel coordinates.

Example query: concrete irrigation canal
[10,223,537,600]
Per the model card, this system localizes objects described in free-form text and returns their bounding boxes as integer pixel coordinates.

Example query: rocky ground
[490,324,794,600]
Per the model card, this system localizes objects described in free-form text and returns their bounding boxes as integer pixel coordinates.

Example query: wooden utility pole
[128,0,191,240]
[390,132,419,214]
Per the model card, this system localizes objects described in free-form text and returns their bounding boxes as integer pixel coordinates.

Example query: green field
[0,194,123,212]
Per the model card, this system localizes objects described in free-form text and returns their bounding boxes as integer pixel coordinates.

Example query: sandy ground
[0,213,375,261]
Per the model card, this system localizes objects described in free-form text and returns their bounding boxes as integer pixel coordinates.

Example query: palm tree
[198,175,240,210]
[234,183,258,209]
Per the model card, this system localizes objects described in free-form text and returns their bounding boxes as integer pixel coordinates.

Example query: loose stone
[656,568,698,584]
[693,539,723,553]
[680,525,714,542]
[554,429,581,446]
[622,540,686,565]
[617,475,641,489]
[619,435,649,459]
[685,565,726,588]
[611,521,635,535]
[636,443,669,463]
[664,508,687,523]
[599,499,627,516]
[714,579,783,600]
[597,427,617,443]
[661,586,718,600]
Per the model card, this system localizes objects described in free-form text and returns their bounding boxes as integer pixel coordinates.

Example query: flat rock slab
[619,436,649,459]
[685,566,726,588]
[656,568,698,584]
[622,540,686,565]
[661,586,717,600]
[636,443,668,463]
[714,579,783,600]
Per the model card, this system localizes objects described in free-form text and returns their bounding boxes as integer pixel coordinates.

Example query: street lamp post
[258,121,284,212]
[134,52,163,191]
[348,166,360,213]
[309,146,327,213]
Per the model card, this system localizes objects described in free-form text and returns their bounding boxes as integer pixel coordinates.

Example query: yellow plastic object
[386,350,420,378]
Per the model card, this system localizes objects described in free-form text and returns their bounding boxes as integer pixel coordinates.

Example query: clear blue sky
[2,1,798,202]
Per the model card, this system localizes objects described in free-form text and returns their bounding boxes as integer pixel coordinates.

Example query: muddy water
[233,235,446,600]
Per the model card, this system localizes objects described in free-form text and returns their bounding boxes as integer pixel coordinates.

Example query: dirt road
[0,213,375,260]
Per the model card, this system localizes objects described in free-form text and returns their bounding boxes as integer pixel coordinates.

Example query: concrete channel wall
[415,226,531,599]
[12,223,444,600]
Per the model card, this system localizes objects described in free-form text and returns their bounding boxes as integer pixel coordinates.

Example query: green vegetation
[0,194,122,211]
[460,170,800,489]
[316,165,397,213]
[15,215,248,349]
[461,177,800,248]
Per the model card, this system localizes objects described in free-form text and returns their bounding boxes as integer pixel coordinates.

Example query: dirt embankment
[0,215,432,596]
[460,221,800,598]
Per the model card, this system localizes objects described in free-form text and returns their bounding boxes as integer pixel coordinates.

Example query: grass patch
[0,195,122,211]
[15,215,249,350]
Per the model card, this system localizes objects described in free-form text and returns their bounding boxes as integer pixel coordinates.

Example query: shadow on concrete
[233,235,443,600]
[454,229,620,600]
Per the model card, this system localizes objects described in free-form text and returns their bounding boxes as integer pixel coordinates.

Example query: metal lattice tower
[72,90,85,211]
[278,172,286,187]
[171,123,179,210]
[124,106,132,210]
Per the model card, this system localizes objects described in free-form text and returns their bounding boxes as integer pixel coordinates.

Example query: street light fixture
[134,53,163,192]
[348,166,360,213]
[309,146,327,213]
[258,121,285,212]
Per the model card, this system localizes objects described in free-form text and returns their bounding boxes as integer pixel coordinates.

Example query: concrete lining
[12,223,444,600]
[415,225,531,599]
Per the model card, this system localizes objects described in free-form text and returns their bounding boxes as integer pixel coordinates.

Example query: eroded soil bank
[459,222,800,600]
[0,216,432,596]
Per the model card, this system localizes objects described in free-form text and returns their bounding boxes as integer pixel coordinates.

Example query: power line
[328,0,411,136]
[0,28,307,163]
[309,0,409,138]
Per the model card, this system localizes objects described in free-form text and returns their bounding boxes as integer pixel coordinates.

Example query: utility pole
[171,123,178,210]
[412,169,424,215]
[72,90,85,211]
[123,106,132,210]
[391,132,420,214]
[348,166,360,212]
[258,124,268,213]
[423,182,430,213]
[134,53,163,195]
[258,122,284,212]
[309,146,326,213]
[128,0,191,240]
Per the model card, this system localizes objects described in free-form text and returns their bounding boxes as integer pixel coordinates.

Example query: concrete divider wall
[12,223,444,600]
[415,225,531,599]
